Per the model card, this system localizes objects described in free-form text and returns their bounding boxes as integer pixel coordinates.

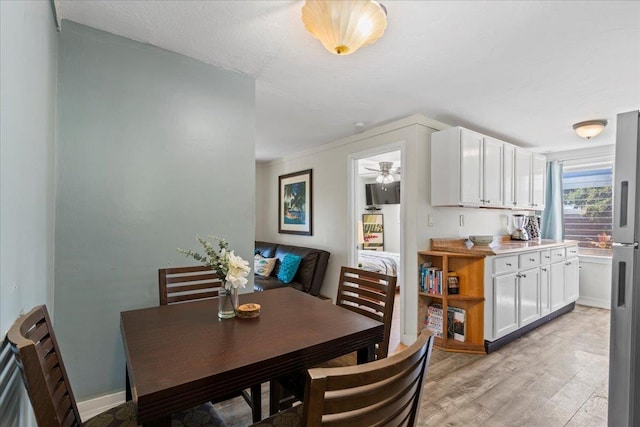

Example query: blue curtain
[541,161,564,240]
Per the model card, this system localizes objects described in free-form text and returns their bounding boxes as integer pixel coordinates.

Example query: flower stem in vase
[218,284,238,319]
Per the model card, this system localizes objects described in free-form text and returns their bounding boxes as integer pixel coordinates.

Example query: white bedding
[358,250,400,276]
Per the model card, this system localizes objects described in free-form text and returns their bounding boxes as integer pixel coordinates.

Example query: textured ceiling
[55,1,640,162]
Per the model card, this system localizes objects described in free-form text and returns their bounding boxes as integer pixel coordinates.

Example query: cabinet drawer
[566,245,579,259]
[494,256,518,275]
[540,250,551,265]
[551,248,565,261]
[519,252,540,269]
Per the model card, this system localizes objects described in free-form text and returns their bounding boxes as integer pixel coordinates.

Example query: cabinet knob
[506,262,512,266]
[545,256,550,259]
[486,200,491,204]
[529,258,535,262]
[517,273,527,278]
[541,268,547,272]
[565,261,572,266]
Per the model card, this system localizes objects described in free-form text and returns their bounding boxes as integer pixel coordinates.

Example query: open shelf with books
[418,250,486,354]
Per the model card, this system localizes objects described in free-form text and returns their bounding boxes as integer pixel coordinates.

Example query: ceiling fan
[365,161,401,184]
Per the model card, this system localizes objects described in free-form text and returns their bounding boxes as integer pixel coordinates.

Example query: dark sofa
[254,241,330,296]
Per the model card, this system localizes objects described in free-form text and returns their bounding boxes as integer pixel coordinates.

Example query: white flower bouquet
[178,236,250,290]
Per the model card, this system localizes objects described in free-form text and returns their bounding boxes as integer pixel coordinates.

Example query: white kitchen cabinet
[494,272,519,338]
[515,148,531,209]
[431,127,503,207]
[503,143,516,207]
[564,257,579,303]
[550,261,565,311]
[432,127,544,210]
[460,128,483,205]
[539,264,551,316]
[483,136,504,207]
[539,249,551,316]
[518,267,540,327]
[531,154,546,210]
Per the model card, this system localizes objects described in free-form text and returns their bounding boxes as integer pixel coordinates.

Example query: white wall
[256,115,444,342]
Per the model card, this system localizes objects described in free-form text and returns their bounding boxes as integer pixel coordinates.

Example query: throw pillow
[277,254,302,284]
[254,254,277,277]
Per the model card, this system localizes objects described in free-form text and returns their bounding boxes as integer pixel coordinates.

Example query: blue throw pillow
[277,254,302,284]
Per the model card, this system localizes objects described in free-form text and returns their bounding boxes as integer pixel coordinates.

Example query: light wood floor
[214,304,609,427]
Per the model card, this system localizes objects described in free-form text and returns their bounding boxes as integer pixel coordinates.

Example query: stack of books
[419,264,443,294]
[425,303,443,338]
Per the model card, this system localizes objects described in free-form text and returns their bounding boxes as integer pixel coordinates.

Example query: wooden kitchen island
[419,237,579,353]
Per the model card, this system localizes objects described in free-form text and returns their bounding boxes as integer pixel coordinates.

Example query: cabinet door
[460,129,483,205]
[540,265,551,316]
[515,148,531,209]
[531,154,546,209]
[518,268,540,327]
[550,262,565,311]
[503,144,516,207]
[494,273,519,338]
[564,258,579,303]
[483,137,504,207]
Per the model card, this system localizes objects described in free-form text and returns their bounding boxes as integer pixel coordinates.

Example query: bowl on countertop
[469,235,494,245]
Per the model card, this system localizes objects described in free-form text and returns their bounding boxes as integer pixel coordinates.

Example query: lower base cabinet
[550,262,564,311]
[564,258,579,303]
[493,273,518,338]
[540,265,551,316]
[518,267,540,327]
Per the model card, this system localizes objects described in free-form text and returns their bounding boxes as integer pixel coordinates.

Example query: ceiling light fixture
[573,119,608,139]
[301,0,388,56]
[375,161,395,184]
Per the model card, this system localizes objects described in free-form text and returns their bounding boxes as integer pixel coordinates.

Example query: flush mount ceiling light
[301,0,388,55]
[573,119,608,139]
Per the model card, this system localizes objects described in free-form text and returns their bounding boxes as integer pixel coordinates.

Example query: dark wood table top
[120,287,384,424]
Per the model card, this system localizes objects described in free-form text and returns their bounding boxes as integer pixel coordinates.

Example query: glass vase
[218,285,238,319]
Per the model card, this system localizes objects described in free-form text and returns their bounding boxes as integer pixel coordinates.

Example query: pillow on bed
[254,254,277,277]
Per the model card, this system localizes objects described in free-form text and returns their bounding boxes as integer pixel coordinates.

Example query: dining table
[120,286,385,426]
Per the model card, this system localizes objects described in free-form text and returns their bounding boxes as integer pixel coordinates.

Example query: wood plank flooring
[214,304,609,427]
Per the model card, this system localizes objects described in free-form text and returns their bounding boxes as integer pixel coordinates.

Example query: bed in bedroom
[357,250,400,277]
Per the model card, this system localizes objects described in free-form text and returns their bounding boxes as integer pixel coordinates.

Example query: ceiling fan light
[573,119,608,139]
[376,174,384,183]
[382,174,394,184]
[302,0,388,55]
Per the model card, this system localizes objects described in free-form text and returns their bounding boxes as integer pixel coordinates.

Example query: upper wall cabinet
[431,126,545,210]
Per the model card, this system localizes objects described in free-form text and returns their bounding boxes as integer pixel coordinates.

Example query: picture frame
[362,213,384,250]
[279,169,313,235]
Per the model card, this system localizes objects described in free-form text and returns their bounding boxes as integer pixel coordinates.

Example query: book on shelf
[425,303,443,338]
[419,264,443,294]
[447,306,466,342]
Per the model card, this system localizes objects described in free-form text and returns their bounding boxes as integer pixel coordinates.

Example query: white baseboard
[77,391,126,422]
[577,297,610,310]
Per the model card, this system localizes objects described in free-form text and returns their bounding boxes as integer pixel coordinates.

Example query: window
[562,167,613,256]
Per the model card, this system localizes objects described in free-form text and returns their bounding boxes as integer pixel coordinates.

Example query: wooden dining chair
[159,265,262,422]
[270,266,397,412]
[6,305,226,427]
[255,329,434,427]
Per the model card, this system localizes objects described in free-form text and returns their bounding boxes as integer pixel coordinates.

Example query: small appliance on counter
[525,215,541,240]
[511,214,530,241]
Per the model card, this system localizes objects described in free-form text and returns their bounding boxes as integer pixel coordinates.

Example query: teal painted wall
[55,21,255,399]
[0,1,58,424]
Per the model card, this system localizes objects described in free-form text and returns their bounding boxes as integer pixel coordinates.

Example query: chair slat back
[6,305,82,427]
[302,330,434,427]
[336,266,397,359]
[159,265,223,305]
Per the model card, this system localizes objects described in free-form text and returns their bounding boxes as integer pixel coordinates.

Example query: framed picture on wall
[279,169,313,235]
[362,213,384,250]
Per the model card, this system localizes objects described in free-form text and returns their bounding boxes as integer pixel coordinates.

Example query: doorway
[348,145,404,352]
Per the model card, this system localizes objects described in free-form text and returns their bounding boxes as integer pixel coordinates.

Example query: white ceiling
[55,1,640,162]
